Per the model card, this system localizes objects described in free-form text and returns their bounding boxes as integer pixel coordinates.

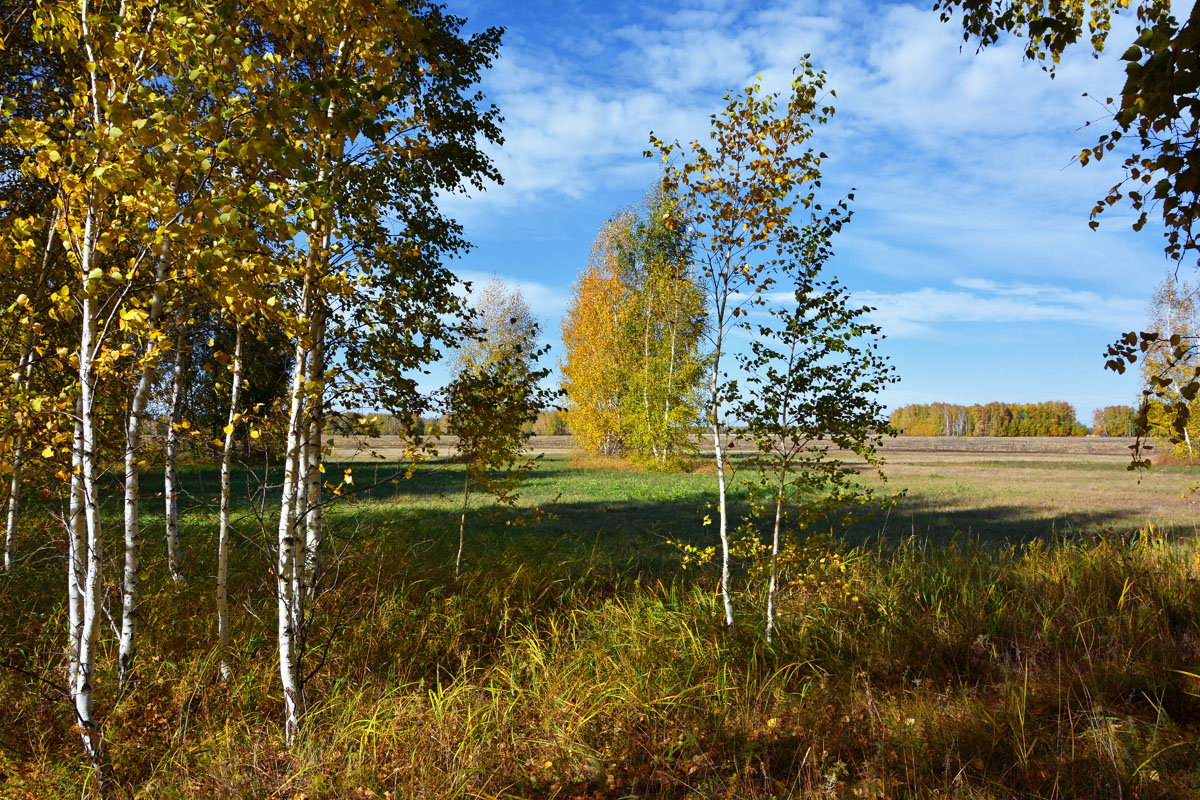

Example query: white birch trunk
[291,416,309,663]
[277,53,341,740]
[763,335,801,642]
[290,289,326,692]
[67,407,85,684]
[711,422,733,627]
[217,324,244,680]
[4,346,32,573]
[118,240,173,689]
[277,258,316,742]
[708,321,733,627]
[74,201,110,790]
[302,305,325,590]
[765,335,799,643]
[163,321,186,583]
[277,348,308,741]
[766,478,784,645]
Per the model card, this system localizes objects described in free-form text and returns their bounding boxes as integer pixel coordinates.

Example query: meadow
[3,436,1200,798]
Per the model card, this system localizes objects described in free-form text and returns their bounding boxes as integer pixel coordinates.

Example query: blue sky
[434,0,1172,424]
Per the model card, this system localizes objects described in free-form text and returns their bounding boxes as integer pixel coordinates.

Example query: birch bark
[217,324,244,680]
[118,240,173,689]
[74,199,110,790]
[276,313,309,741]
[163,320,186,582]
[4,346,33,574]
[707,291,734,628]
[302,304,325,589]
[276,46,342,736]
[765,335,797,645]
[277,250,316,741]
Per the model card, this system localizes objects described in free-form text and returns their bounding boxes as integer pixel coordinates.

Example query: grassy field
[332,433,1200,543]
[3,436,1200,798]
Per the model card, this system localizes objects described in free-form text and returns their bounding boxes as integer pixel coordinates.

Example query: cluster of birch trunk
[1,0,501,791]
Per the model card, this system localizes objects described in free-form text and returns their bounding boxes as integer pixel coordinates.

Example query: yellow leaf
[250,429,261,439]
[223,424,234,435]
[41,447,54,458]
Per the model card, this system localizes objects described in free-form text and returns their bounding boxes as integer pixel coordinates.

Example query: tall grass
[2,463,1200,798]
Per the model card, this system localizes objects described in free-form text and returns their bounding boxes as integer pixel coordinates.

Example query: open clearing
[330,434,1200,543]
[6,435,1200,798]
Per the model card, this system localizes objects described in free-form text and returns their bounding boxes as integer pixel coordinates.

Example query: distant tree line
[890,402,1087,436]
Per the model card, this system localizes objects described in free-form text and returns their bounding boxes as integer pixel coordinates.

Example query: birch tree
[17,0,197,782]
[446,278,552,577]
[737,264,894,643]
[1137,274,1200,457]
[4,0,276,784]
[561,187,707,466]
[620,187,707,468]
[258,0,503,741]
[562,221,632,457]
[650,64,838,627]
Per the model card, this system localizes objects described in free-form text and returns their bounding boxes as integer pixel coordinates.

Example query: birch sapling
[446,278,554,577]
[738,266,894,643]
[651,63,840,627]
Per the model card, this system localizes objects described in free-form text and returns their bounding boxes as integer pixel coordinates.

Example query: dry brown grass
[848,437,1200,542]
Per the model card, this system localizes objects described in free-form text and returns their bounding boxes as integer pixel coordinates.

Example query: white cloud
[449,0,1140,245]
[856,279,1143,337]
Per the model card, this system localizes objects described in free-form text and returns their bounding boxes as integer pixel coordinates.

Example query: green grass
[3,452,1200,798]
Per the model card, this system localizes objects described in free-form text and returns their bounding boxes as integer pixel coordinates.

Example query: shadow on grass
[151,456,1198,565]
[838,494,1182,549]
